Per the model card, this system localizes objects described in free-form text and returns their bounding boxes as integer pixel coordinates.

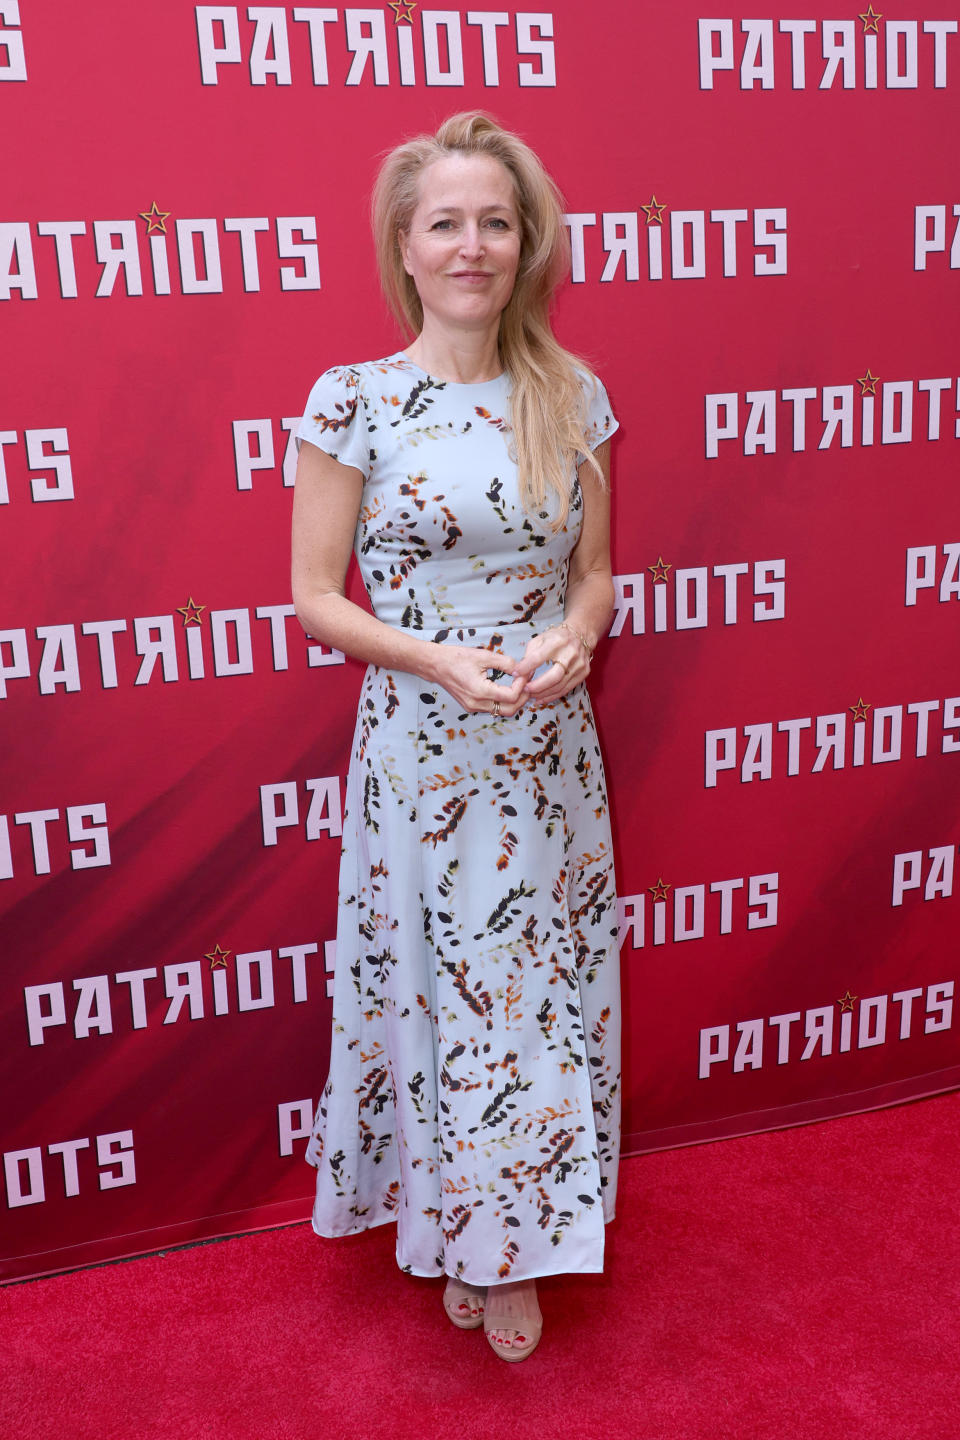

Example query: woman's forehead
[415,153,517,210]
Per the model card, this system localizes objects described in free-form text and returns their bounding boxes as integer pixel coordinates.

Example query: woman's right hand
[424,644,527,717]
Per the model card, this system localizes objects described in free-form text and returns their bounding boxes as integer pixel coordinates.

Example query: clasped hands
[430,623,592,717]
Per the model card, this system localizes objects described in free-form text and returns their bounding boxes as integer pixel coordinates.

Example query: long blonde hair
[372,112,603,529]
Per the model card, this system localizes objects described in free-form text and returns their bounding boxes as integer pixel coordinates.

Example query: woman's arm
[291,439,526,713]
[515,439,614,701]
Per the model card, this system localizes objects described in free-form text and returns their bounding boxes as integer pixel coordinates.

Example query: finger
[524,661,577,695]
[524,681,572,702]
[493,674,526,702]
[526,639,576,673]
[476,686,523,717]
[490,692,524,715]
[484,689,524,717]
[511,651,539,679]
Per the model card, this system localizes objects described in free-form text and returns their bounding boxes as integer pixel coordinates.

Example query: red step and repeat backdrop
[2,2,959,1281]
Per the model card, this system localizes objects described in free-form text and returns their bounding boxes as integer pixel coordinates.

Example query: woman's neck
[404,325,503,384]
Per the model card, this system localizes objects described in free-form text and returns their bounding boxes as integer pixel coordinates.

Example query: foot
[443,1276,486,1330]
[484,1279,542,1361]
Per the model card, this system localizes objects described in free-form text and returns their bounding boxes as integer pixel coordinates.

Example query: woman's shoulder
[298,354,429,471]
[303,355,407,414]
[572,362,602,394]
[572,364,618,450]
[305,355,434,424]
[312,353,418,389]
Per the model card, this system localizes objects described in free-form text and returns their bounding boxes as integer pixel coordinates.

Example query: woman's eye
[485,218,508,230]
[431,220,453,231]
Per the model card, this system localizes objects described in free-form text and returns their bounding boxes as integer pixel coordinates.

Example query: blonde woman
[292,112,621,1362]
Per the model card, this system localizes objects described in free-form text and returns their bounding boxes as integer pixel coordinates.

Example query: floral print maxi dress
[298,353,621,1285]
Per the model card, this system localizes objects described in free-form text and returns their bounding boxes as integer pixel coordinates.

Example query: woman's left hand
[514,623,590,705]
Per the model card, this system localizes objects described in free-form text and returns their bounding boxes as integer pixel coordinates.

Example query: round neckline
[394,351,506,388]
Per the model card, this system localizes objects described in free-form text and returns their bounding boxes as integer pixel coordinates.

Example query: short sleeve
[296,366,371,478]
[582,372,619,452]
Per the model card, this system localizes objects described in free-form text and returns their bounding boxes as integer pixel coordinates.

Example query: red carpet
[4,1093,959,1440]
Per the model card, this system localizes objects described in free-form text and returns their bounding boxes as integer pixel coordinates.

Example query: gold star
[837,990,857,1012]
[387,0,417,21]
[176,596,206,627]
[139,201,171,235]
[857,368,879,396]
[859,5,882,33]
[648,876,672,903]
[648,556,672,584]
[849,696,872,722]
[205,944,231,969]
[641,194,666,226]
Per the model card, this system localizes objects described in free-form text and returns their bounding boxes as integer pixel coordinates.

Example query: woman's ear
[398,230,412,276]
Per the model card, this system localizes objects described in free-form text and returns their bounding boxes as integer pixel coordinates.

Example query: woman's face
[399,154,522,338]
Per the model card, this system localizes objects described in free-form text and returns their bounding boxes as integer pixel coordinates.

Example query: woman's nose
[458,224,484,256]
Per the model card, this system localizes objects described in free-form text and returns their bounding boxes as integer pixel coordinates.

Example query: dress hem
[312,1206,618,1286]
[433,1262,605,1284]
[311,1208,397,1242]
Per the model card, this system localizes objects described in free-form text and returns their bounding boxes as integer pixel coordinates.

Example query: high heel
[443,1276,486,1330]
[484,1280,542,1361]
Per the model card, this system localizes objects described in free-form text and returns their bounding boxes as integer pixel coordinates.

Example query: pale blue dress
[297,353,621,1285]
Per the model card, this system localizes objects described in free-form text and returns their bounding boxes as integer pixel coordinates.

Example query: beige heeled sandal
[484,1280,542,1362]
[443,1276,486,1330]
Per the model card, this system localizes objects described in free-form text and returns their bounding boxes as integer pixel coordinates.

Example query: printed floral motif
[299,354,621,1286]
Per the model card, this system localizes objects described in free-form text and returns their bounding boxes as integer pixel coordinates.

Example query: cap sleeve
[582,372,619,452]
[296,366,371,477]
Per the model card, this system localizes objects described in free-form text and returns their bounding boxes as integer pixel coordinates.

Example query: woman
[292,112,620,1363]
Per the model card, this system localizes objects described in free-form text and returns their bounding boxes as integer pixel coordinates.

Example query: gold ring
[554,657,569,673]
[492,700,501,717]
